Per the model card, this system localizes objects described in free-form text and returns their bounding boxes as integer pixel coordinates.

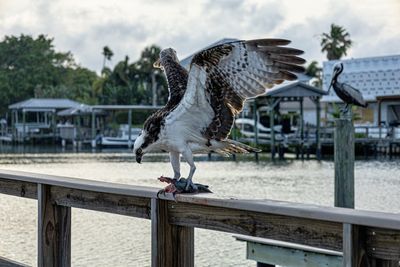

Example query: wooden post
[316,97,322,160]
[76,115,81,144]
[10,110,14,142]
[151,199,194,267]
[268,98,281,160]
[91,110,96,141]
[300,98,304,160]
[343,224,364,267]
[253,101,260,161]
[22,110,26,143]
[334,117,355,208]
[253,101,259,146]
[128,109,132,147]
[38,184,71,267]
[270,102,275,159]
[52,110,56,145]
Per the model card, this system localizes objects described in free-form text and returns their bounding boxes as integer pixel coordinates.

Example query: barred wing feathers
[171,38,305,142]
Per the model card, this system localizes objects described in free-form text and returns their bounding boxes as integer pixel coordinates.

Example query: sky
[0,0,399,73]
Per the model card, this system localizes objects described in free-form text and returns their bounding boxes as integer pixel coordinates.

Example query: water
[0,151,399,266]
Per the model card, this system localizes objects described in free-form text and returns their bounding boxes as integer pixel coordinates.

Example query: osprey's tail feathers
[215,139,261,155]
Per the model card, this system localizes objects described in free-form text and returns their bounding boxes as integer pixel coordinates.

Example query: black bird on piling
[328,62,367,113]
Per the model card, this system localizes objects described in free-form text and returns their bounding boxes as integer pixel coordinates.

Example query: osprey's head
[133,117,162,163]
[153,48,179,69]
[133,131,146,163]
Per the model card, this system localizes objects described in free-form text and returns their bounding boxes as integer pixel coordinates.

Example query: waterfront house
[7,98,83,142]
[322,55,400,127]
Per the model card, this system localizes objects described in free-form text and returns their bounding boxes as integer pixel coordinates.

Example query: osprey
[133,38,305,192]
[328,62,367,113]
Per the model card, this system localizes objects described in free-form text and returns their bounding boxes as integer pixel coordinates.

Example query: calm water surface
[0,151,399,266]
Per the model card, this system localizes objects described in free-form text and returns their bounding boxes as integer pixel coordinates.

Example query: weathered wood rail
[0,170,400,267]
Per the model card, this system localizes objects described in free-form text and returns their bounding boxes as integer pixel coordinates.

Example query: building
[7,98,82,142]
[322,55,400,126]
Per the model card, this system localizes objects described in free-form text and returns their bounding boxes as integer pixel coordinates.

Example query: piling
[334,112,354,208]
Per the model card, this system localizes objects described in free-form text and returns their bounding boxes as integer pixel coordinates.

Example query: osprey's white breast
[161,65,214,151]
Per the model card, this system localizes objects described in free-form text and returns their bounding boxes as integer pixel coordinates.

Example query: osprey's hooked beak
[153,59,161,68]
[135,148,143,164]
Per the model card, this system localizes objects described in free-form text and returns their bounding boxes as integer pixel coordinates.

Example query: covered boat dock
[7,98,82,143]
[251,81,327,159]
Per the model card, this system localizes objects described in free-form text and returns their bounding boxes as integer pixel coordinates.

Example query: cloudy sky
[0,0,399,72]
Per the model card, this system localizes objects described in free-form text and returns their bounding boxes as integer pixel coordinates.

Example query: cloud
[0,0,398,72]
[278,0,398,65]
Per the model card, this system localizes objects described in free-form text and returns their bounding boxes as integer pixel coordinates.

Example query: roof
[92,105,162,110]
[321,54,400,103]
[261,81,327,98]
[57,104,106,116]
[9,98,82,110]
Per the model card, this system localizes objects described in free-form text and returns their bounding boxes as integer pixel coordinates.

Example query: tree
[134,45,168,105]
[102,46,114,72]
[0,34,72,114]
[99,45,168,106]
[320,24,353,60]
[305,61,322,88]
[0,34,99,115]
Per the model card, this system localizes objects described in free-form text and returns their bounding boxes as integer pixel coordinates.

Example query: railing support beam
[151,199,194,267]
[38,184,71,267]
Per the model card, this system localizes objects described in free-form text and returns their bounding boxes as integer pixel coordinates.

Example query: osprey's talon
[156,189,165,198]
[172,192,178,202]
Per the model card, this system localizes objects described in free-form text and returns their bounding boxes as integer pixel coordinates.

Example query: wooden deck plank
[0,178,37,199]
[51,186,151,219]
[366,227,400,260]
[0,169,158,199]
[1,169,400,232]
[167,201,343,251]
[172,194,400,231]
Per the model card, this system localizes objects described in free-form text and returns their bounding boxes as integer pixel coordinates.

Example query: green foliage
[355,132,366,138]
[0,34,98,115]
[99,45,168,106]
[321,24,353,60]
[0,34,168,116]
[330,103,362,121]
[102,46,114,72]
[305,60,322,88]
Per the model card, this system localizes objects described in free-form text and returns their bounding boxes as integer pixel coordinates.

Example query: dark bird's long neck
[162,60,188,101]
[332,66,344,85]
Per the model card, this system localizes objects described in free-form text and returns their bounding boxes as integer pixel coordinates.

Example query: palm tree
[321,24,353,60]
[102,46,114,71]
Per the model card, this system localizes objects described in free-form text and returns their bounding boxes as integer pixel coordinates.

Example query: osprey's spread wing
[170,38,305,141]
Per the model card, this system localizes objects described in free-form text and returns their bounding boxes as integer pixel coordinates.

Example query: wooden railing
[1,169,400,267]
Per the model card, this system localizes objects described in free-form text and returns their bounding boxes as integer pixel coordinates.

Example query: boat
[100,125,141,147]
[235,118,285,141]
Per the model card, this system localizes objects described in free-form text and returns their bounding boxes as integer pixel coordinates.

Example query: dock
[0,170,400,266]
